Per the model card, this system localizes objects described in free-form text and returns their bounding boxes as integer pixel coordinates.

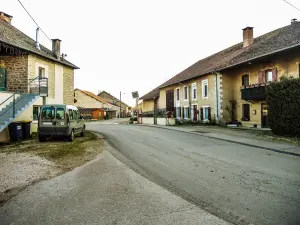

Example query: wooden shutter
[200,107,203,120]
[208,107,211,120]
[258,71,263,83]
[272,68,277,81]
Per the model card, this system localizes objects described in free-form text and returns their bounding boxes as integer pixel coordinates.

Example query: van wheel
[39,135,46,142]
[80,126,85,137]
[69,130,74,142]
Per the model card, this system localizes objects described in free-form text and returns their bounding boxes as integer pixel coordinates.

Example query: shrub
[266,77,300,137]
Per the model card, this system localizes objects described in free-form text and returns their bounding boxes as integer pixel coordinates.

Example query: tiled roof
[98,91,129,107]
[76,89,108,104]
[160,22,300,88]
[0,19,79,69]
[139,87,160,100]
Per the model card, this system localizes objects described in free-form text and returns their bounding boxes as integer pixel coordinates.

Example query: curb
[137,124,300,157]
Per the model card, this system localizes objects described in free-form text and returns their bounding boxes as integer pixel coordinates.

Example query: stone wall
[63,66,74,105]
[0,55,28,93]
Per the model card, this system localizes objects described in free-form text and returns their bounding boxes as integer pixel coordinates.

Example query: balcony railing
[29,76,48,97]
[241,83,267,100]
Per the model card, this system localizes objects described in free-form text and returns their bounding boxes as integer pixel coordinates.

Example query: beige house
[0,11,78,140]
[98,91,130,117]
[74,89,119,118]
[141,20,300,128]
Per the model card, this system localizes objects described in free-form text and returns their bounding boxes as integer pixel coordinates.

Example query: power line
[282,0,300,12]
[16,0,51,41]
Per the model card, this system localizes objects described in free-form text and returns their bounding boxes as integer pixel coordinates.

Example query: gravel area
[0,152,62,203]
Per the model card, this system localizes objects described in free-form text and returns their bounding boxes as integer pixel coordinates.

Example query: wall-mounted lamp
[253,109,257,115]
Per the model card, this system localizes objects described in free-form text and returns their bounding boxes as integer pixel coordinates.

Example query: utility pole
[120,91,122,118]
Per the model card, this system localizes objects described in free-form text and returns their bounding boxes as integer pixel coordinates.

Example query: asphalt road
[87,123,300,225]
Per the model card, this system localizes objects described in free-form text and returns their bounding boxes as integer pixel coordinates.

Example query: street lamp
[120,91,126,118]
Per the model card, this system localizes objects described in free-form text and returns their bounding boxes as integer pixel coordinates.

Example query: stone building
[0,11,79,140]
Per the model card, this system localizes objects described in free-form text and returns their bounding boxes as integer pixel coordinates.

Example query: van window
[41,107,55,119]
[69,109,74,120]
[56,108,65,120]
[75,110,79,119]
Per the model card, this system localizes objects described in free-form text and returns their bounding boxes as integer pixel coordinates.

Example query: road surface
[87,123,300,225]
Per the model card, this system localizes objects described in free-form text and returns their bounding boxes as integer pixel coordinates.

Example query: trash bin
[21,120,32,139]
[8,122,23,142]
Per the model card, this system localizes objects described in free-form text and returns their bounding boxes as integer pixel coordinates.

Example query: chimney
[242,27,254,48]
[52,39,61,60]
[291,18,298,25]
[36,28,40,50]
[0,12,13,24]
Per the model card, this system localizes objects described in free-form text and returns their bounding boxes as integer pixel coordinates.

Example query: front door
[192,105,197,121]
[0,67,6,91]
[166,90,174,112]
[261,103,269,128]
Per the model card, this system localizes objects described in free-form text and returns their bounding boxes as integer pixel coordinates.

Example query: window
[176,107,181,119]
[242,74,249,86]
[69,109,74,120]
[176,88,180,101]
[33,106,40,120]
[41,107,55,119]
[38,67,45,78]
[56,108,65,120]
[192,83,197,100]
[184,107,189,119]
[265,70,273,82]
[203,107,209,120]
[202,79,208,99]
[242,104,250,121]
[184,86,188,100]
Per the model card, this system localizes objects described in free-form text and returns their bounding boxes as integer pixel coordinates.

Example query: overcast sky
[2,0,300,105]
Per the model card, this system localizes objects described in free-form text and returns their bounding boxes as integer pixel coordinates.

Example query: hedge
[266,77,300,137]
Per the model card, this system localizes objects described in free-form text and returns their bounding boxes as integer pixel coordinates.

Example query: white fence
[142,117,176,126]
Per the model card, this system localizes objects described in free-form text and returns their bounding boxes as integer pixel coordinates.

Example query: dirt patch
[0,131,104,206]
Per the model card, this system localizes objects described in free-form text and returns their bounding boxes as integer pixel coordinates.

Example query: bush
[266,77,300,137]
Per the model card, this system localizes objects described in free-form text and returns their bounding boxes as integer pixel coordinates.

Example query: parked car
[38,104,85,142]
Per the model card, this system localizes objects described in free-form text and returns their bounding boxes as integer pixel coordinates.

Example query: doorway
[192,105,197,121]
[0,67,6,91]
[261,103,269,128]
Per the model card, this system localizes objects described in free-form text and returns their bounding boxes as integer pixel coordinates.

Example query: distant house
[74,89,118,119]
[98,91,130,117]
[141,20,300,128]
[0,11,79,140]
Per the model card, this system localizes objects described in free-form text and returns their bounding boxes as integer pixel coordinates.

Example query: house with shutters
[0,11,79,141]
[140,19,300,128]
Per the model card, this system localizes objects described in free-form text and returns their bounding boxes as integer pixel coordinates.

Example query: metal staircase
[0,93,39,132]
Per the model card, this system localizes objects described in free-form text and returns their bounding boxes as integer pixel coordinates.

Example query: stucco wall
[0,55,28,93]
[222,52,300,127]
[28,55,55,98]
[74,90,104,108]
[159,74,218,121]
[142,99,154,112]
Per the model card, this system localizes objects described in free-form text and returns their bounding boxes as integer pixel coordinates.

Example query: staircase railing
[0,93,16,118]
[29,76,48,96]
